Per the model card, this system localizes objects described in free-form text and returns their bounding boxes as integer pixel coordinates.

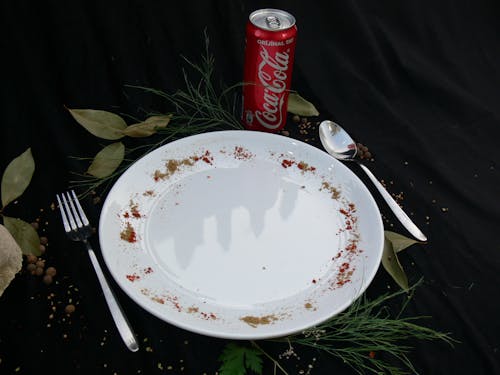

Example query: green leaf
[287,93,319,116]
[385,230,423,253]
[123,115,171,137]
[0,224,23,297]
[66,108,127,140]
[218,343,263,375]
[87,142,125,178]
[381,236,409,291]
[244,347,263,374]
[3,216,41,256]
[1,148,35,208]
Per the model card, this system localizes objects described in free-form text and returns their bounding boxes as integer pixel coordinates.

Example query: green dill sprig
[284,281,455,375]
[127,31,243,136]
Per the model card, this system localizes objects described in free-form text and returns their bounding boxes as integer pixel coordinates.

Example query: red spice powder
[297,161,316,172]
[345,241,358,253]
[200,312,218,320]
[201,150,213,164]
[126,274,140,282]
[143,267,154,274]
[339,262,350,273]
[233,146,254,160]
[281,159,294,168]
[130,206,141,218]
[120,222,137,243]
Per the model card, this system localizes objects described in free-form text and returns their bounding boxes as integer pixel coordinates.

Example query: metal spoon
[319,120,427,242]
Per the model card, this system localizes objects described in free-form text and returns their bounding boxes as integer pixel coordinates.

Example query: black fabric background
[1,1,499,374]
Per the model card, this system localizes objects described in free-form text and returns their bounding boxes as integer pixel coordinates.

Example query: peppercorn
[45,267,57,277]
[39,236,48,245]
[35,259,45,268]
[26,254,37,264]
[292,115,300,123]
[26,263,36,273]
[42,275,53,285]
[39,244,46,254]
[35,267,44,276]
[356,142,373,160]
[65,304,76,314]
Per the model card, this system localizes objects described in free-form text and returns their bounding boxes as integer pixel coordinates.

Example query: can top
[249,8,296,31]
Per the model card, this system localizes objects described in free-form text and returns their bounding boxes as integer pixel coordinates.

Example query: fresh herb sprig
[128,32,244,136]
[283,281,455,375]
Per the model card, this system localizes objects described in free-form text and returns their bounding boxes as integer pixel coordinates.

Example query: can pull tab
[265,16,281,29]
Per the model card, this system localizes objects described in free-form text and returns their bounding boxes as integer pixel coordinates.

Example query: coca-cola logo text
[255,46,290,130]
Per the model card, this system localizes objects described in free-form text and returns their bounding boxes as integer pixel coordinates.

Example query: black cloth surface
[1,1,499,374]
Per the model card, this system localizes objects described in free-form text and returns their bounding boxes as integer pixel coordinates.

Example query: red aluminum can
[242,9,297,132]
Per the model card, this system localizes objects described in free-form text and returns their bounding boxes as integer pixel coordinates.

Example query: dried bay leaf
[0,224,23,297]
[123,115,171,137]
[87,142,125,178]
[3,216,41,256]
[67,108,127,140]
[287,93,320,117]
[382,236,409,291]
[385,230,423,253]
[1,148,35,208]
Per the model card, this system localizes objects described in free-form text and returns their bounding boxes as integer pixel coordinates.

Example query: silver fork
[56,190,139,352]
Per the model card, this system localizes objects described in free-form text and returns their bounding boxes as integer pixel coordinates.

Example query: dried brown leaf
[1,148,35,208]
[87,142,125,178]
[2,216,41,256]
[123,115,171,137]
[0,224,23,297]
[287,93,319,116]
[67,108,127,140]
[385,230,422,253]
[382,236,409,291]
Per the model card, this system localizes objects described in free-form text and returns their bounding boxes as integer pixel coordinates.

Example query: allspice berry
[35,259,45,268]
[26,254,37,264]
[65,304,76,314]
[45,267,57,277]
[26,263,37,273]
[42,274,53,285]
[35,267,44,276]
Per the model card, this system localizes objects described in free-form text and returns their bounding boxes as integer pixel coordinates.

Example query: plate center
[145,162,342,307]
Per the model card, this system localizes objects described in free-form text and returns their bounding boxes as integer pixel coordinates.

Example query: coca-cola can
[242,9,297,132]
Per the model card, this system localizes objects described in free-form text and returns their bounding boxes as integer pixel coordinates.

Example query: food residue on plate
[240,314,280,328]
[120,222,137,243]
[139,288,218,320]
[232,146,254,160]
[320,181,341,200]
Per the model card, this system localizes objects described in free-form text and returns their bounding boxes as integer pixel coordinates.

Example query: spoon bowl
[318,120,427,242]
[319,120,358,161]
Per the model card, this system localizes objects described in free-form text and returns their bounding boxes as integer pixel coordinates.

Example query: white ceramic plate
[99,130,384,339]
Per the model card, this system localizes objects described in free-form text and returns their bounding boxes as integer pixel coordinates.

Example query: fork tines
[56,190,90,233]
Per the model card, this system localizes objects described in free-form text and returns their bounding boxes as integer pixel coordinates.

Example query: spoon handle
[357,163,427,242]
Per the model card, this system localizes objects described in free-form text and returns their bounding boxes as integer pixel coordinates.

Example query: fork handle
[85,241,140,352]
